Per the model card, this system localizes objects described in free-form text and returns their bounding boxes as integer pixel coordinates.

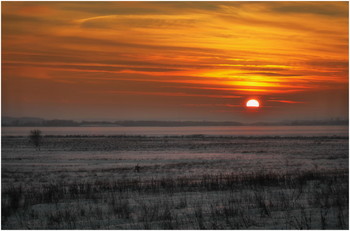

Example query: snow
[2,135,348,229]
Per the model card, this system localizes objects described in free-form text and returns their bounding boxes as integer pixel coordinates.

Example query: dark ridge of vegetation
[2,134,349,139]
[2,116,348,127]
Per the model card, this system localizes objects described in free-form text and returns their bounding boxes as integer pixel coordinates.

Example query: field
[2,135,349,229]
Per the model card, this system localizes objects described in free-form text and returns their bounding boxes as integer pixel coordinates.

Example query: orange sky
[2,1,349,122]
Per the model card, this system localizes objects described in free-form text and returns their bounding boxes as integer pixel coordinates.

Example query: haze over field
[2,1,348,122]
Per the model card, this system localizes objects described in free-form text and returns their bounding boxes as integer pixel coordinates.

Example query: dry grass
[2,169,348,229]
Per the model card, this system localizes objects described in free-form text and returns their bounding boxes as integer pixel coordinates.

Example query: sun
[246,99,260,108]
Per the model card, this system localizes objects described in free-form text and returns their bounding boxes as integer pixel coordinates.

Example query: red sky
[2,1,349,122]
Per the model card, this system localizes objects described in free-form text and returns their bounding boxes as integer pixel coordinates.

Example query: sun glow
[2,2,348,121]
[246,99,260,108]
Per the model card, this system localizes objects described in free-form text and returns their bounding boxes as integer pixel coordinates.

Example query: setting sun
[2,1,348,122]
[1,2,348,230]
[246,99,260,108]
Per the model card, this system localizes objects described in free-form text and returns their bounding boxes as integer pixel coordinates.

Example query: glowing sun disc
[246,99,260,107]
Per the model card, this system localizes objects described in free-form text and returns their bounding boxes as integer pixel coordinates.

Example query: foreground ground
[2,135,349,229]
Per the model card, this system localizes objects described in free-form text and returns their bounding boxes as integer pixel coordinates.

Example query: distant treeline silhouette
[2,116,348,127]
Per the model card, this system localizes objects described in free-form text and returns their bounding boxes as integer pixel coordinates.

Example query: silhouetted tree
[29,129,42,150]
[134,164,141,173]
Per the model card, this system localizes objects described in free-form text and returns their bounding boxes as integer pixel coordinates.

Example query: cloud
[102,90,241,99]
[242,72,301,77]
[268,100,304,104]
[59,2,165,16]
[271,2,348,17]
[77,15,199,30]
[2,1,348,121]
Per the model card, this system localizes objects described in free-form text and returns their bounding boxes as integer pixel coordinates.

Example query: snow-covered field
[2,135,348,229]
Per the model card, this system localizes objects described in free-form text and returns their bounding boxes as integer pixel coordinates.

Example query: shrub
[29,129,42,150]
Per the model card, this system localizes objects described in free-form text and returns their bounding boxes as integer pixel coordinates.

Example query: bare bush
[29,129,42,150]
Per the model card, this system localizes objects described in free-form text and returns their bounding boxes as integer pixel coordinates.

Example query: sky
[2,1,349,122]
